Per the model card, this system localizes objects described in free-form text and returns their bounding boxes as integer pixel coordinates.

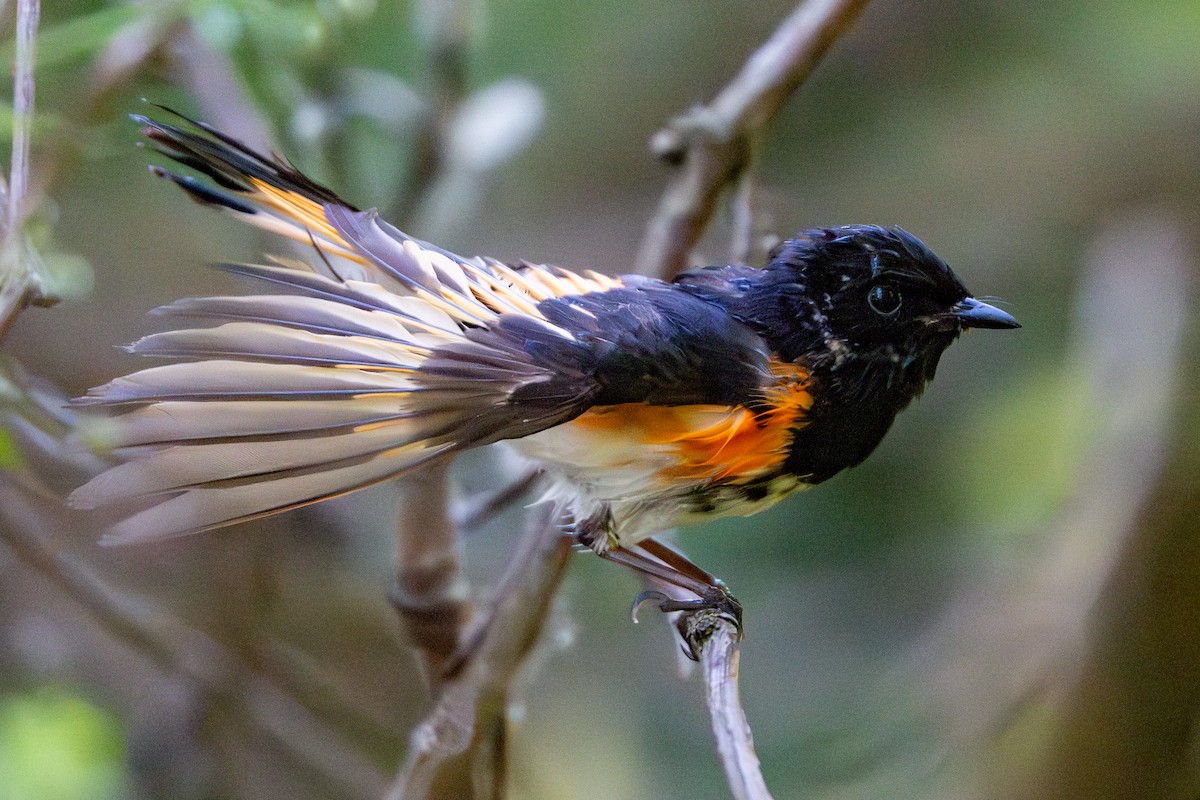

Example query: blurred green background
[2,0,1198,798]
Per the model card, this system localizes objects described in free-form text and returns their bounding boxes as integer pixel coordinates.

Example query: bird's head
[754,225,1018,395]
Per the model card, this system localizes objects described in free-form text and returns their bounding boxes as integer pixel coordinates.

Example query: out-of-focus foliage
[0,689,128,800]
[1,0,1198,798]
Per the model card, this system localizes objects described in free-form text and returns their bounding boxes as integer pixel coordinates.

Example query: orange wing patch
[570,360,813,485]
[230,182,626,326]
[250,178,345,243]
[235,178,366,264]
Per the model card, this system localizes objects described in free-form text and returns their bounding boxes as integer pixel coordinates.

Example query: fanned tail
[71,112,619,544]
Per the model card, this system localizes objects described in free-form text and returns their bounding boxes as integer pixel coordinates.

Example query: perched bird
[71,111,1017,612]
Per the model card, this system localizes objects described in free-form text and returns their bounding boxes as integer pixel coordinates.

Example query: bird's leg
[635,537,721,588]
[568,503,619,555]
[626,542,742,630]
[622,539,744,661]
[570,508,742,641]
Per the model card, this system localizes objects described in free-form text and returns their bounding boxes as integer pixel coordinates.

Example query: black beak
[954,297,1020,330]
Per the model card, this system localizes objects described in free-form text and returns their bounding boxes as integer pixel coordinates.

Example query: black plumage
[70,113,1018,550]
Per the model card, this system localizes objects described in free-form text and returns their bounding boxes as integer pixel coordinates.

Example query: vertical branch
[692,617,774,800]
[0,0,45,341]
[391,462,471,681]
[635,0,870,278]
[7,0,38,229]
[394,0,473,220]
[387,505,573,800]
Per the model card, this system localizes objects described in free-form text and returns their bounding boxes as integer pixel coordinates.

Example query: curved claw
[630,589,674,623]
[629,587,743,628]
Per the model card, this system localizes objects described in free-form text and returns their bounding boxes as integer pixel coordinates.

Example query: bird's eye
[867,285,902,316]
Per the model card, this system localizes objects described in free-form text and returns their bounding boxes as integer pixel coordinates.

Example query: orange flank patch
[570,361,814,484]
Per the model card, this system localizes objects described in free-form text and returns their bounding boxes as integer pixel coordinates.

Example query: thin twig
[6,0,36,229]
[635,0,870,278]
[453,465,543,534]
[394,0,472,220]
[386,504,572,800]
[0,0,45,340]
[690,615,774,800]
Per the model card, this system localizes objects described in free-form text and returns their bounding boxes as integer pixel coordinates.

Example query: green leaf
[0,5,142,70]
[0,426,22,473]
[0,689,128,800]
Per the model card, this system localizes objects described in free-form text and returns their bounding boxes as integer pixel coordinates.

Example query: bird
[70,110,1018,619]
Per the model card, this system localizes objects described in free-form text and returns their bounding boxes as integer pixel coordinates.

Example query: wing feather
[75,111,792,544]
[75,423,445,504]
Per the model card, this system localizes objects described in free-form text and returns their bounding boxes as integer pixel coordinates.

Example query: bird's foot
[630,583,743,661]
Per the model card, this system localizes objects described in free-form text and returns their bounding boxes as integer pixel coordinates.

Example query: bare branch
[679,609,774,800]
[386,504,572,800]
[0,0,47,340]
[635,0,870,278]
[452,465,543,534]
[392,462,471,681]
[6,0,37,230]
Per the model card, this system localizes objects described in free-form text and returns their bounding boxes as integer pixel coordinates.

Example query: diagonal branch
[635,0,870,278]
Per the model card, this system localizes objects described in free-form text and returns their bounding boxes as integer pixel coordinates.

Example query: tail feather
[77,360,422,405]
[71,112,623,542]
[89,398,414,449]
[96,444,452,545]
[153,295,415,341]
[127,323,427,369]
[75,423,448,504]
[136,111,365,273]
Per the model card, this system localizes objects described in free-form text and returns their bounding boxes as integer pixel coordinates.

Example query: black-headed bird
[70,112,1018,617]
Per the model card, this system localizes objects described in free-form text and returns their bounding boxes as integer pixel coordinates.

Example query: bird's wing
[71,112,796,544]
